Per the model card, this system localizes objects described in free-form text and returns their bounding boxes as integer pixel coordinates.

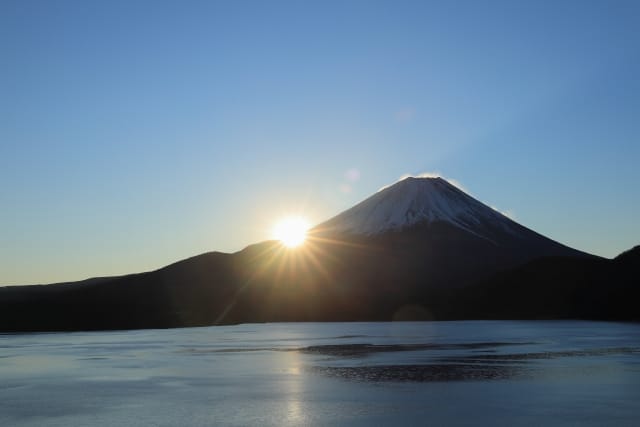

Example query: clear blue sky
[1,0,639,285]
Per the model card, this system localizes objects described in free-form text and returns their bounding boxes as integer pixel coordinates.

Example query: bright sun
[272,216,310,248]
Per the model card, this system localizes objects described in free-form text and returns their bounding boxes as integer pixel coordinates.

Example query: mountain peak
[316,176,515,238]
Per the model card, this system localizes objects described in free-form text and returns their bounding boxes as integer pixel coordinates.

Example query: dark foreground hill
[0,242,636,332]
[451,245,640,321]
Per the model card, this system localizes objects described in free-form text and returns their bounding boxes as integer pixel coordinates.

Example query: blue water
[1,321,639,426]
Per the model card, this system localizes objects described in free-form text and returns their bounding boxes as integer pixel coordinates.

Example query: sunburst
[272,216,310,248]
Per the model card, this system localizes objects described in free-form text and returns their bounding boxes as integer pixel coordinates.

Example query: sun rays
[210,221,378,325]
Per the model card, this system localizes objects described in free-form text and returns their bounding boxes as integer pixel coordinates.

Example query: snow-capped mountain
[313,176,590,281]
[316,177,518,240]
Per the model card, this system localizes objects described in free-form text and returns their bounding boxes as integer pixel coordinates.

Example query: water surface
[1,321,639,426]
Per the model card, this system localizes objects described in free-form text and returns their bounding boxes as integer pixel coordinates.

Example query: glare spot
[273,216,310,248]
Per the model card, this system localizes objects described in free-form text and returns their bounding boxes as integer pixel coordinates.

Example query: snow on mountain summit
[316,177,517,238]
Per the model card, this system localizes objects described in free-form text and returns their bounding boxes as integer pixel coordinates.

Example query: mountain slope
[450,246,640,321]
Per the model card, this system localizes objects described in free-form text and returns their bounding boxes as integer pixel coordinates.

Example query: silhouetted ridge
[0,177,630,332]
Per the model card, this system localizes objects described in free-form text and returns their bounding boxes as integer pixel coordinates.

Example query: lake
[1,321,639,426]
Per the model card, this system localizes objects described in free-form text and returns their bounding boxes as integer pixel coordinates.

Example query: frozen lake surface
[2,321,639,426]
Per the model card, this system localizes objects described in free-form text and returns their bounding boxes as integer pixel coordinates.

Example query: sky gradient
[2,0,639,285]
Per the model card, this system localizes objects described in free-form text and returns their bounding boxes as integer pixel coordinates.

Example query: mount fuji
[1,177,636,332]
[307,177,589,292]
[318,177,520,238]
[315,176,582,256]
